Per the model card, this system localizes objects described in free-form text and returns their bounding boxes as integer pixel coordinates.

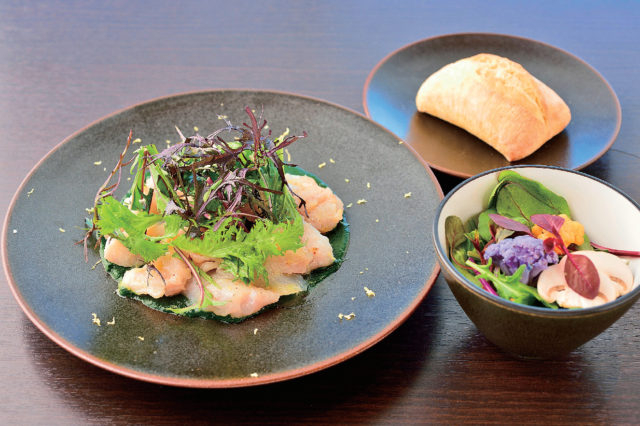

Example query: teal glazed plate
[2,90,442,388]
[363,33,621,178]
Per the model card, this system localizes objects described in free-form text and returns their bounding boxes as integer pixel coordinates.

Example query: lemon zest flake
[107,317,115,326]
[253,328,258,335]
[356,199,367,205]
[318,162,326,168]
[91,313,101,327]
[404,192,412,198]
[344,178,350,183]
[59,227,66,233]
[27,188,35,197]
[346,203,353,208]
[250,372,259,378]
[364,287,376,298]
[329,158,335,163]
[137,336,145,341]
[132,138,142,144]
[338,312,355,321]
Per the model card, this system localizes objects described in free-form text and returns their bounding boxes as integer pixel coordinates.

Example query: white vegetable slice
[537,251,633,308]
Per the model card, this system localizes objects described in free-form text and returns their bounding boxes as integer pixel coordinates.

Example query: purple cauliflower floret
[483,235,559,284]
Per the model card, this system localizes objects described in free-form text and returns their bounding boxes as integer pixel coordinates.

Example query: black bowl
[433,166,640,358]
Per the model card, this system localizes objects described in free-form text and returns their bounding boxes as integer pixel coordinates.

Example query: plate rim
[2,88,443,388]
[362,32,622,178]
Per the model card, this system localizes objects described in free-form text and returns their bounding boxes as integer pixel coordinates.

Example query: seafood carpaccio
[86,108,348,322]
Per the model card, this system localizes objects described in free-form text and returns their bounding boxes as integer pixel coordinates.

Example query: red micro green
[531,214,600,299]
[79,130,135,260]
[174,248,205,308]
[563,254,600,299]
[590,242,640,257]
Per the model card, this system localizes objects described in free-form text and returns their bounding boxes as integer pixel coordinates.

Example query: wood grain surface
[1,1,639,424]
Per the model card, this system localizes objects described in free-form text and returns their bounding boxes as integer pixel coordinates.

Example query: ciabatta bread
[415,53,571,161]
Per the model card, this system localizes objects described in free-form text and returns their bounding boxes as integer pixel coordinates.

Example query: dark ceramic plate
[363,33,622,178]
[2,90,442,388]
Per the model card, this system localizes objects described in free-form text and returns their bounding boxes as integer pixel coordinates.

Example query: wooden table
[1,1,639,423]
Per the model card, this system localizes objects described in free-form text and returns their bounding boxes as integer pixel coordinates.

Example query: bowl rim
[433,164,640,317]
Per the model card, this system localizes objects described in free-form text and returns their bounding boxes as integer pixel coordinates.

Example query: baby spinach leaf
[445,215,467,255]
[464,213,480,234]
[492,170,571,223]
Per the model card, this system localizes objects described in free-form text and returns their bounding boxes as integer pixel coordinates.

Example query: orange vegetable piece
[532,214,584,254]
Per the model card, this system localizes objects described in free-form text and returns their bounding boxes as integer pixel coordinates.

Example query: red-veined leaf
[564,254,600,299]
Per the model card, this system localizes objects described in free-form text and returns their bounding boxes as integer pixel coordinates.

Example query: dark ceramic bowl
[433,166,640,358]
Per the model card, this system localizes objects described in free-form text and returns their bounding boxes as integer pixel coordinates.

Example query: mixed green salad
[445,170,637,309]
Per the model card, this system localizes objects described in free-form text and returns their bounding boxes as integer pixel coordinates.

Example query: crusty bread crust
[415,53,571,162]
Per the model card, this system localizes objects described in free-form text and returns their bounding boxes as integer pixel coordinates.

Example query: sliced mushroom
[537,251,633,308]
[626,258,640,290]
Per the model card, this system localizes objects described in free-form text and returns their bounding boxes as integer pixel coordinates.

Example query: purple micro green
[530,214,565,236]
[85,107,308,269]
[488,213,532,235]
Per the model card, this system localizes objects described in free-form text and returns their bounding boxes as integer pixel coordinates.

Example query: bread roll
[415,53,571,162]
